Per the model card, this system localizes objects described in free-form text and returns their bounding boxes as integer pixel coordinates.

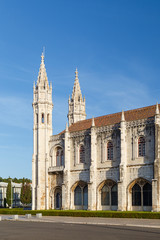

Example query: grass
[0,209,160,219]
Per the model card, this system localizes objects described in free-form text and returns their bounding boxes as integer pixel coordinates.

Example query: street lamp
[11,179,12,208]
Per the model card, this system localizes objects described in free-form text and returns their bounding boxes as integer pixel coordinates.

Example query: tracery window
[79,145,85,163]
[107,141,113,160]
[74,183,88,207]
[138,137,145,157]
[101,180,117,206]
[56,147,63,166]
[132,179,152,207]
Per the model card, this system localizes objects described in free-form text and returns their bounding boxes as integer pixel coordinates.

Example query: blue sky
[0,0,160,179]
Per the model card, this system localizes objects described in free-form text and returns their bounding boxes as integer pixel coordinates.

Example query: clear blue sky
[0,0,160,179]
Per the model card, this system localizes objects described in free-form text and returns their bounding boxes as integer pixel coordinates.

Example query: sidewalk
[1,215,160,229]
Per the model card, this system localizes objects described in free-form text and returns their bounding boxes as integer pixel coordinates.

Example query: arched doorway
[54,187,62,209]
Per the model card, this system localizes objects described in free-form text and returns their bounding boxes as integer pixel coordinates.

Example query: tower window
[42,113,44,123]
[138,137,145,157]
[107,141,113,160]
[79,145,85,163]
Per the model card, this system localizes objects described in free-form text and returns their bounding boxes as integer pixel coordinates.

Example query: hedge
[1,209,160,219]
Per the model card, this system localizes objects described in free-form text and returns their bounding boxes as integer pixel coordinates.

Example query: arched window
[107,141,113,160]
[74,183,88,208]
[79,145,85,163]
[111,184,118,205]
[101,181,117,206]
[61,151,64,166]
[132,179,152,207]
[101,185,109,205]
[138,137,145,156]
[56,147,63,166]
[74,186,82,206]
[132,183,141,206]
[143,183,152,206]
[42,113,44,123]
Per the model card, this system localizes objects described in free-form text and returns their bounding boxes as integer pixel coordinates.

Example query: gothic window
[79,145,85,163]
[101,185,109,205]
[101,181,118,206]
[138,137,145,157]
[143,183,152,206]
[132,183,141,206]
[132,180,152,207]
[42,113,44,124]
[111,184,118,205]
[56,147,63,166]
[61,151,64,166]
[74,186,82,205]
[74,183,88,207]
[107,141,113,160]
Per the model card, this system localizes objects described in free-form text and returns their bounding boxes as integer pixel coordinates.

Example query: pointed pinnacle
[121,110,125,122]
[66,122,68,132]
[92,117,95,127]
[75,68,78,79]
[156,102,159,115]
[41,52,44,64]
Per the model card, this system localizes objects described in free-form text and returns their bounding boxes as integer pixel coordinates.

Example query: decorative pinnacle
[92,117,95,127]
[75,68,78,79]
[41,52,44,64]
[66,122,68,132]
[121,110,125,122]
[156,102,159,115]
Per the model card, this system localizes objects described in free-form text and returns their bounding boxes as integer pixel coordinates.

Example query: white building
[0,182,22,207]
[32,53,160,211]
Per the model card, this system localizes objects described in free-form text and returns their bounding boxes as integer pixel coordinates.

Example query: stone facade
[32,53,160,211]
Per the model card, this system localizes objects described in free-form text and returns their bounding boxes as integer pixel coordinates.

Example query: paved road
[0,221,160,240]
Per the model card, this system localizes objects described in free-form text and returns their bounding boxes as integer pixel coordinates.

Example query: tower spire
[68,69,86,126]
[36,52,49,89]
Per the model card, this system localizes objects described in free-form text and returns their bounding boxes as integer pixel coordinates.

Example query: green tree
[20,183,32,205]
[6,180,12,207]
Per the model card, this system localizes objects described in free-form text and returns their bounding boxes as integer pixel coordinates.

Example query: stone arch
[71,181,88,210]
[97,179,118,211]
[49,144,64,167]
[50,186,62,209]
[127,177,152,211]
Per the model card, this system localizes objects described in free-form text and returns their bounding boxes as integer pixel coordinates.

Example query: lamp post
[11,179,12,208]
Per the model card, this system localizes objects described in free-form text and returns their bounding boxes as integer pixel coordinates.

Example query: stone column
[63,123,71,209]
[154,103,160,211]
[89,117,97,210]
[118,111,127,211]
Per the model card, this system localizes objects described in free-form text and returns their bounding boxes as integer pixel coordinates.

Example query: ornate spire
[121,110,125,122]
[71,68,83,101]
[156,102,159,115]
[36,52,49,89]
[68,68,86,126]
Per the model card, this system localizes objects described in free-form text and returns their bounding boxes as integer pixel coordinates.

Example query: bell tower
[68,68,86,126]
[32,52,53,210]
